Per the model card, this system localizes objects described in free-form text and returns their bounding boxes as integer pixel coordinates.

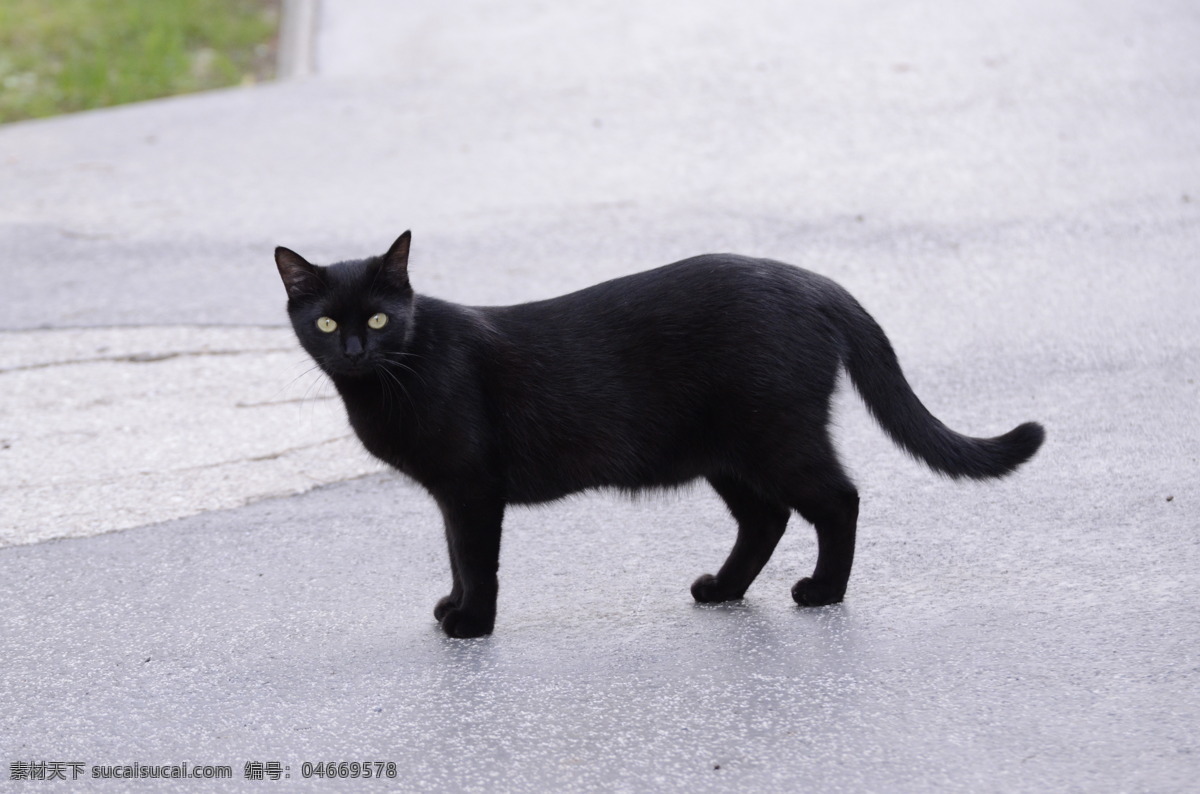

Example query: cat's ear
[275,246,323,301]
[381,230,412,290]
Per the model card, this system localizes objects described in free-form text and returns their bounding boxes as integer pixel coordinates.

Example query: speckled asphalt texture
[1,1,1198,790]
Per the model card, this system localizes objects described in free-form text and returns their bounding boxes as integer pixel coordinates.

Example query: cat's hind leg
[789,469,859,607]
[692,475,790,603]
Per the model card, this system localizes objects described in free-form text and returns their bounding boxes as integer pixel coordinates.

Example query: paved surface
[1,0,1198,790]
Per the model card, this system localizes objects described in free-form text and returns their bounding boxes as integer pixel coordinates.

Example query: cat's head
[275,231,416,378]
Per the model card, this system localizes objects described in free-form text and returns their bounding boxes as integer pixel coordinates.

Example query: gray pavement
[1,0,1198,790]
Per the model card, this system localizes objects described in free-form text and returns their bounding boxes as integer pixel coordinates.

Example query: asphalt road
[1,1,1198,790]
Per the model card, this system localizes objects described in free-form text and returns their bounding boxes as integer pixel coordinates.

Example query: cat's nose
[344,335,364,359]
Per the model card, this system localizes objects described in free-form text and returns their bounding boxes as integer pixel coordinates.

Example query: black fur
[275,231,1044,638]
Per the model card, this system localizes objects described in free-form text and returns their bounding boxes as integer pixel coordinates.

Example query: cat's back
[488,253,842,334]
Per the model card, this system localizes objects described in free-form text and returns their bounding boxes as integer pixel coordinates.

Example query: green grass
[0,0,279,124]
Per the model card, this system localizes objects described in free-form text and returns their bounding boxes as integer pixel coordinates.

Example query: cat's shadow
[691,599,863,672]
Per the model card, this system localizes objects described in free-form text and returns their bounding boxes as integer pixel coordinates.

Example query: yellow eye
[316,316,337,333]
[367,312,389,330]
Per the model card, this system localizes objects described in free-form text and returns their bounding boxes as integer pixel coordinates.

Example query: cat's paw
[433,595,459,622]
[691,573,745,603]
[439,607,494,639]
[791,577,845,607]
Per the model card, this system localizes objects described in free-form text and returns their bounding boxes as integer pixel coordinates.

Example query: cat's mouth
[323,355,381,378]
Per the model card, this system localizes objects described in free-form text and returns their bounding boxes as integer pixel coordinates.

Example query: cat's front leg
[433,589,461,622]
[434,523,465,621]
[435,493,505,639]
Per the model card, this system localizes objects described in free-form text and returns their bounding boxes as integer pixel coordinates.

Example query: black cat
[275,231,1043,638]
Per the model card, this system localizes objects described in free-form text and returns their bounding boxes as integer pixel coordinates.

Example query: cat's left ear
[275,246,323,301]
[381,230,412,290]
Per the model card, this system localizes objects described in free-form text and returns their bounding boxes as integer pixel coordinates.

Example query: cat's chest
[336,382,411,463]
[335,379,467,483]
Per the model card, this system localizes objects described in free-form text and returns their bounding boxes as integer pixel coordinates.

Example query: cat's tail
[837,298,1044,480]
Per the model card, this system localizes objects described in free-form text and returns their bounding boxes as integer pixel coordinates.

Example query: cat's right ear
[275,247,323,301]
